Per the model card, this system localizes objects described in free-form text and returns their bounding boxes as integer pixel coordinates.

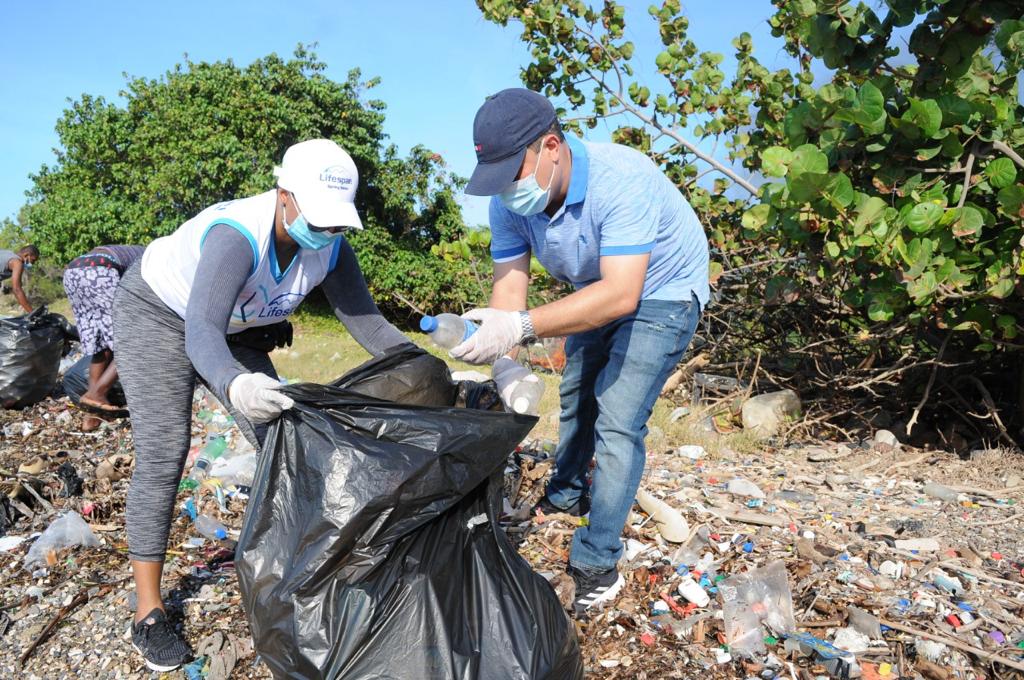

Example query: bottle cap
[419,316,438,332]
[215,529,227,540]
[512,397,531,414]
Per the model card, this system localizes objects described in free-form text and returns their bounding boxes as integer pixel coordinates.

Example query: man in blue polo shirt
[452,88,709,617]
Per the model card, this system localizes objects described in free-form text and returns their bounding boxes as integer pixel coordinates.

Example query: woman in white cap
[113,139,412,671]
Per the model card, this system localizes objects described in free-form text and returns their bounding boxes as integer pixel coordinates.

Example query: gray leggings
[114,264,275,562]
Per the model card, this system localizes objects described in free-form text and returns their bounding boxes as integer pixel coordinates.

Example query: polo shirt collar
[564,136,589,206]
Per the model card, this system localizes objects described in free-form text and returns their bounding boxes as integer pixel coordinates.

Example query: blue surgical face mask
[282,198,339,251]
[499,150,556,216]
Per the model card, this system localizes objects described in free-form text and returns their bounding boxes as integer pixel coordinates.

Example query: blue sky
[0,0,793,229]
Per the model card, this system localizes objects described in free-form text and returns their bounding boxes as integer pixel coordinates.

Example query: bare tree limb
[907,331,951,436]
[956,148,976,210]
[992,140,1024,169]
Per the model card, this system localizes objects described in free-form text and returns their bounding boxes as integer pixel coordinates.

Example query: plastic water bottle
[420,314,477,350]
[188,435,228,483]
[194,514,228,541]
[509,374,545,415]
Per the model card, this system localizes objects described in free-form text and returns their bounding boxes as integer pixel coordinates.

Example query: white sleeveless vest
[141,190,340,333]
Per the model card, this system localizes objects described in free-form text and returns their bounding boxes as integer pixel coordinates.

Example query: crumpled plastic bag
[0,307,75,408]
[719,560,796,657]
[24,511,100,569]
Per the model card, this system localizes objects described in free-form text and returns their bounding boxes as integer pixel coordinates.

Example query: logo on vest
[320,165,353,192]
[235,290,306,323]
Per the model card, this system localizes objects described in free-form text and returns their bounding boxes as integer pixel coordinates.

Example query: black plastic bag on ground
[61,355,126,407]
[0,307,74,408]
[237,347,583,680]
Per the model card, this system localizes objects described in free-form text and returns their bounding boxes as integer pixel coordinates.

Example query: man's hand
[228,372,294,423]
[450,308,524,365]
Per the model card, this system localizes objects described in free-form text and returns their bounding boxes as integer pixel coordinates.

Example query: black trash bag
[328,342,458,407]
[61,355,126,407]
[237,346,583,680]
[0,307,74,408]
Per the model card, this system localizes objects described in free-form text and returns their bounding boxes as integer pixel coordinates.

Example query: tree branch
[956,148,975,210]
[992,140,1024,169]
[569,25,760,197]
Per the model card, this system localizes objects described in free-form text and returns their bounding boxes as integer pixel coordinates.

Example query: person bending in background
[62,244,146,431]
[0,245,40,313]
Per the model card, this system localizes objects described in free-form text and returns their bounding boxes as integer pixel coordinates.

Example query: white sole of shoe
[577,573,625,611]
[131,642,183,672]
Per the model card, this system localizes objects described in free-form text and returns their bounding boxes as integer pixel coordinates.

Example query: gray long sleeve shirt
[184,225,409,396]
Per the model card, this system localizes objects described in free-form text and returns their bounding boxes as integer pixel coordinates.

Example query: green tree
[479,0,1024,440]
[21,46,482,318]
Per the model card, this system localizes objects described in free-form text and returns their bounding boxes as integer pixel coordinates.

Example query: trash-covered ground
[1,385,1023,678]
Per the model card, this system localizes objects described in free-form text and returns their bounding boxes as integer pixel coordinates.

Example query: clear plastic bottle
[509,375,545,415]
[922,481,958,503]
[194,514,228,541]
[188,435,228,483]
[492,357,545,415]
[420,314,477,350]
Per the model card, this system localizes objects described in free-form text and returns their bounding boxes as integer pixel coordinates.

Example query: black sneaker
[568,565,625,618]
[131,608,193,672]
[531,493,591,518]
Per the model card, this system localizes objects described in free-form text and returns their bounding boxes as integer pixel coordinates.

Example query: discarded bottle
[188,435,228,483]
[492,356,545,415]
[509,375,545,415]
[419,314,478,350]
[194,514,228,541]
[727,478,766,499]
[923,481,958,504]
[677,576,710,607]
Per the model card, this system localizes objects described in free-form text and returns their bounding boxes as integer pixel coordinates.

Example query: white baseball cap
[273,139,363,230]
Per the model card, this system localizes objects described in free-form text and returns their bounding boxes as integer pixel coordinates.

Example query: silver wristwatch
[518,310,538,345]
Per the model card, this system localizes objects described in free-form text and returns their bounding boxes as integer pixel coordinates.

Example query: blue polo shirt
[489,136,709,306]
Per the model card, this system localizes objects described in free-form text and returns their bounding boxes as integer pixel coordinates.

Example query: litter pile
[508,435,1024,678]
[0,368,1022,678]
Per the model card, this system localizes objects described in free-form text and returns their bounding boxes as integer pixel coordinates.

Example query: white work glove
[227,372,294,424]
[491,356,531,410]
[450,308,524,365]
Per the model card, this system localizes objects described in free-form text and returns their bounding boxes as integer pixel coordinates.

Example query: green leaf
[997,185,1024,217]
[760,147,793,177]
[855,196,888,232]
[936,94,972,126]
[868,295,895,322]
[903,98,942,138]
[906,202,942,233]
[857,81,885,121]
[907,271,937,303]
[741,203,771,231]
[825,241,841,259]
[787,172,829,203]
[952,206,983,238]
[789,144,828,176]
[985,158,1017,189]
[823,173,855,209]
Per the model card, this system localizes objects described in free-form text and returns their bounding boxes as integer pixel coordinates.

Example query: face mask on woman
[282,195,345,250]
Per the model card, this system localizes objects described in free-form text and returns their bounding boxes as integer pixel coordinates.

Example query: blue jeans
[546,296,701,572]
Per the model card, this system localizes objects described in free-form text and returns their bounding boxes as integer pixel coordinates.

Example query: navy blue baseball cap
[466,88,558,196]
